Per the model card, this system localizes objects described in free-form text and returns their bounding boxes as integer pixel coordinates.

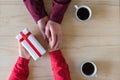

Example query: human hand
[45,20,62,49]
[18,42,31,59]
[37,16,48,40]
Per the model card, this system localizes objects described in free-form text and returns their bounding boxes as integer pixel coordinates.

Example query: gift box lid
[16,28,30,40]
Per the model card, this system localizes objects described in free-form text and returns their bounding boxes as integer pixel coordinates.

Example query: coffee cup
[74,5,92,21]
[80,61,97,78]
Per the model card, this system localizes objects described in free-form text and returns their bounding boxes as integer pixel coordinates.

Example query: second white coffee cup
[80,61,97,78]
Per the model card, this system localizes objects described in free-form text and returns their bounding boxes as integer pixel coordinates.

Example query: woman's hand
[18,42,31,59]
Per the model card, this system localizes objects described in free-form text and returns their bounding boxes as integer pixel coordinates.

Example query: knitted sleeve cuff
[50,0,71,24]
[16,57,30,66]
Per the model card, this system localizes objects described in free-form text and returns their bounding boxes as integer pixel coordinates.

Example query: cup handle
[74,5,78,10]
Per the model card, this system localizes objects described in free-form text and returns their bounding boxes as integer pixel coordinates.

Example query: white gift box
[16,28,46,60]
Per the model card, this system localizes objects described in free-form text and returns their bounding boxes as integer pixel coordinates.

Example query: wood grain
[0,0,120,80]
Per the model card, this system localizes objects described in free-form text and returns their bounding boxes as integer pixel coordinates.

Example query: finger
[45,26,51,40]
[39,27,46,40]
[18,41,22,56]
[18,41,24,49]
[54,32,62,49]
[41,31,47,40]
[50,26,57,48]
[54,35,59,49]
[59,33,62,44]
[18,41,21,53]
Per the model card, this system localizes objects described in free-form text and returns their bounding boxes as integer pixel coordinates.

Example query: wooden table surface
[0,0,120,80]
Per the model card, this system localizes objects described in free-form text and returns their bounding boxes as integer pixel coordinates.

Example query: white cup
[80,61,97,78]
[74,5,92,21]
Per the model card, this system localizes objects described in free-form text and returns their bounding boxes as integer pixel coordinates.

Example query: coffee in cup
[80,61,97,77]
[74,5,92,21]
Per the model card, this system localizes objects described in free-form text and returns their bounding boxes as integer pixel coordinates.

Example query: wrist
[37,16,48,24]
[49,17,62,24]
[17,57,30,65]
[49,48,60,53]
[48,20,61,26]
[19,55,30,60]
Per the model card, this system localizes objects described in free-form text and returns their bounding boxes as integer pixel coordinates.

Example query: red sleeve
[50,0,71,24]
[49,50,71,80]
[23,0,48,23]
[9,57,29,80]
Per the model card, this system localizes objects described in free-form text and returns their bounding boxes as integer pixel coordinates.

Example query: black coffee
[77,7,90,20]
[82,62,94,75]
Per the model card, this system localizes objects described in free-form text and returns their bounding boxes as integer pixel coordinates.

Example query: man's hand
[37,16,48,40]
[18,42,31,59]
[45,20,62,49]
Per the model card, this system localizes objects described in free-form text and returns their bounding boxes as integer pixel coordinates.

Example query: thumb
[45,26,51,41]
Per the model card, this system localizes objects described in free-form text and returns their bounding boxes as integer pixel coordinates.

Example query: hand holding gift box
[16,28,46,60]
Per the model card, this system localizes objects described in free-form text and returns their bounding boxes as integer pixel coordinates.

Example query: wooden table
[0,0,120,80]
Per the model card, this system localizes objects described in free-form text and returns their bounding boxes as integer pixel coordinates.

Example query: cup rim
[75,5,92,21]
[80,61,97,78]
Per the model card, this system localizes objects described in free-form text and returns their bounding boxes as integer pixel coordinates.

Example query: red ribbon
[19,32,41,57]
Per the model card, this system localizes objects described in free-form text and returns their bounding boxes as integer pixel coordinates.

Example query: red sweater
[9,50,71,80]
[23,0,71,24]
